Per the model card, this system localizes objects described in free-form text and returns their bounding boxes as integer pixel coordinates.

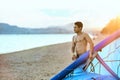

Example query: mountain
[101,17,120,34]
[0,23,72,34]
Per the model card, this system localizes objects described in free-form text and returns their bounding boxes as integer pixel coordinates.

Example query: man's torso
[73,32,87,56]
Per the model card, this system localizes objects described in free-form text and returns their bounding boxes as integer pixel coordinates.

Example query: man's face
[74,25,81,33]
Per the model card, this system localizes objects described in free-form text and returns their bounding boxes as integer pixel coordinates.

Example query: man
[71,21,94,61]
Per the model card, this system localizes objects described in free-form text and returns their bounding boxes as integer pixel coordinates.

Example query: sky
[0,0,120,30]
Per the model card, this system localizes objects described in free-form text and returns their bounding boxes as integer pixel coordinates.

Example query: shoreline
[0,41,71,55]
[0,33,106,80]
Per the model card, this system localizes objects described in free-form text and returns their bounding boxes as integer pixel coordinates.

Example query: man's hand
[72,55,77,60]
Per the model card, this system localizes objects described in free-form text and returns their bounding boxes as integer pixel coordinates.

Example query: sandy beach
[0,33,106,80]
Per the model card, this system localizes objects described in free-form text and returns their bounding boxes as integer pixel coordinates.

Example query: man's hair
[74,21,83,29]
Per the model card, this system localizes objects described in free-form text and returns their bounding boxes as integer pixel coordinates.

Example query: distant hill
[101,17,120,34]
[0,23,72,34]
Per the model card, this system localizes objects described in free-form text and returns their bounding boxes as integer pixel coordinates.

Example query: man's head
[74,21,83,33]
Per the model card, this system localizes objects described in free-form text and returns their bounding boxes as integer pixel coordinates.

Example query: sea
[0,34,74,54]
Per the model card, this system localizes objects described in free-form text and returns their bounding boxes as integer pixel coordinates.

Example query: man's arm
[71,36,76,60]
[85,33,94,59]
[71,36,76,54]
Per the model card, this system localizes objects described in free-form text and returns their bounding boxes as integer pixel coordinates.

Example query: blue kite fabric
[63,64,116,80]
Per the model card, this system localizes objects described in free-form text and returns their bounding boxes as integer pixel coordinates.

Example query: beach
[0,33,106,80]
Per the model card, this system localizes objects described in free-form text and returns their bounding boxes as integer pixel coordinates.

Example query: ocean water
[0,34,74,54]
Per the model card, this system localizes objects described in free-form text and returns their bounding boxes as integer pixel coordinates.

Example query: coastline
[0,33,106,80]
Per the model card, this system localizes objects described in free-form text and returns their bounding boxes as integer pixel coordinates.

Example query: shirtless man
[71,21,94,60]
